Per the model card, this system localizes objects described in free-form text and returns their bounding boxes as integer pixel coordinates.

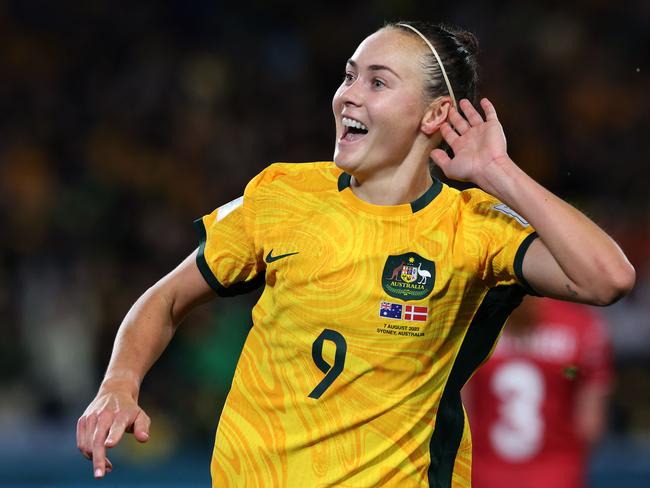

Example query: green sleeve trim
[193,217,266,297]
[513,231,540,296]
[193,217,228,295]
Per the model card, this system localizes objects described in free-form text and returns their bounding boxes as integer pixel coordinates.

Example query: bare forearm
[482,157,635,303]
[99,251,214,397]
[101,285,178,398]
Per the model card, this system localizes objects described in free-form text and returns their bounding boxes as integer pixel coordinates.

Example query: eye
[372,78,386,89]
[343,72,355,84]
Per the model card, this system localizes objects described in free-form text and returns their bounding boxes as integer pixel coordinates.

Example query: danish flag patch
[404,305,428,322]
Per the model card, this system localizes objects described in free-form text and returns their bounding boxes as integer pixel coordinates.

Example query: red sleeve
[577,309,613,391]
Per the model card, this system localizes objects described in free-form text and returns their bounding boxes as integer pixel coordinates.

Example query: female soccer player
[77,21,634,487]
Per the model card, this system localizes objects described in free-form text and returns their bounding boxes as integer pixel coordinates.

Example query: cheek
[374,95,422,134]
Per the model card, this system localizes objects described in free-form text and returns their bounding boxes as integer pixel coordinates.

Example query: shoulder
[455,187,530,227]
[247,161,339,193]
[440,187,500,217]
[457,187,505,214]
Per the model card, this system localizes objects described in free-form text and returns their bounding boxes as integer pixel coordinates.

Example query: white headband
[397,23,457,109]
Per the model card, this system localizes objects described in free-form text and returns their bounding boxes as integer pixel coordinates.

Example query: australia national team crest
[382,252,435,301]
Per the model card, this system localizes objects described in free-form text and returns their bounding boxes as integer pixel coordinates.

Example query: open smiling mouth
[341,117,369,142]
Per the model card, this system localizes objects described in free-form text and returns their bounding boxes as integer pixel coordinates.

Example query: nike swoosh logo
[265,249,299,263]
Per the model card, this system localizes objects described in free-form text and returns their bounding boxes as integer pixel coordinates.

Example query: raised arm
[431,98,635,305]
[76,250,214,478]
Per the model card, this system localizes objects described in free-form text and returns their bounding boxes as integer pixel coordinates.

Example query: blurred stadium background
[0,0,648,486]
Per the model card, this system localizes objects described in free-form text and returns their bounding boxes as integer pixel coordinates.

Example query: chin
[333,147,361,172]
[333,155,356,173]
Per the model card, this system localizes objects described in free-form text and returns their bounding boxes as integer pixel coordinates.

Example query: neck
[349,151,434,206]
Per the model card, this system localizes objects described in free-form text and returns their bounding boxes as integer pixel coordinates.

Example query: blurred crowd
[0,0,648,461]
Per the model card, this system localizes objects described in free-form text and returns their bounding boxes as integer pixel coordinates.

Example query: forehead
[348,28,426,79]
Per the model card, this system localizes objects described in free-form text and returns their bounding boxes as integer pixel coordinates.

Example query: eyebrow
[346,59,402,80]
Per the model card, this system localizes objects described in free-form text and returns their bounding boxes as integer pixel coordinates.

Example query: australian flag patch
[379,301,403,319]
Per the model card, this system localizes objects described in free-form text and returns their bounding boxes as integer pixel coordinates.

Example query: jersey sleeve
[463,191,539,293]
[193,170,267,296]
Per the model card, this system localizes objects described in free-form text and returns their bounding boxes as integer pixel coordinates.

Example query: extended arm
[431,98,635,305]
[574,382,610,447]
[77,250,214,478]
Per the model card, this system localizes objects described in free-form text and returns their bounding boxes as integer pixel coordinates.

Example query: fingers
[459,99,484,126]
[448,106,471,134]
[480,98,499,121]
[133,411,151,443]
[79,412,98,460]
[77,416,89,459]
[79,409,142,478]
[105,412,131,448]
[439,122,459,147]
[78,391,150,479]
[430,148,451,170]
[92,411,114,478]
[449,98,498,127]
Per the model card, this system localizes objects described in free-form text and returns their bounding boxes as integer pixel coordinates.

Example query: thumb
[133,411,151,443]
[430,148,451,173]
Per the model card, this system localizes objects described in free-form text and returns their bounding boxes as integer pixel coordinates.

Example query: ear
[420,97,452,136]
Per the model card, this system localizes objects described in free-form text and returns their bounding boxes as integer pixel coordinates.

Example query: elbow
[592,262,636,306]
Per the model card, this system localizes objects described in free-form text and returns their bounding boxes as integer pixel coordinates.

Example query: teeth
[342,117,368,131]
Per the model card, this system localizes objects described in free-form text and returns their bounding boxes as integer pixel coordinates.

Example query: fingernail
[95,468,103,478]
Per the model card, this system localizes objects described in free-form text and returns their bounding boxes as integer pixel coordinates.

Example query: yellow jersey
[195,162,537,487]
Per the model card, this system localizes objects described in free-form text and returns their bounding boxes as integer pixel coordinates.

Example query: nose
[338,79,363,108]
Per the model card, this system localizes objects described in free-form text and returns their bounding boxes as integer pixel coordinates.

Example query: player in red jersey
[464,296,612,488]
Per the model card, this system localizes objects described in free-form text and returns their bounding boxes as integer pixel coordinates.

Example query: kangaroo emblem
[390,261,405,280]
